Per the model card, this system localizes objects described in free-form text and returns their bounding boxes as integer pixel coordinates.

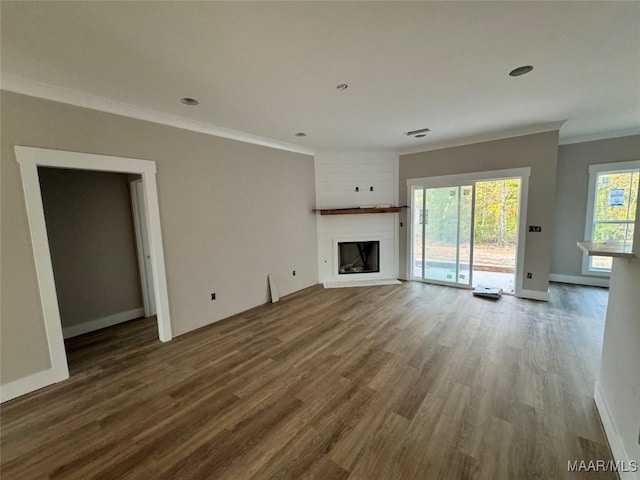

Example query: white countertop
[576,240,635,258]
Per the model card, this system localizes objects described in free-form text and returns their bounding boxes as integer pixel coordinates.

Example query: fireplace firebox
[338,241,380,274]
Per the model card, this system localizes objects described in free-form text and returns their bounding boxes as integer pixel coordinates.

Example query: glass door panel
[412,187,425,280]
[424,186,459,283]
[457,185,473,285]
[420,185,473,287]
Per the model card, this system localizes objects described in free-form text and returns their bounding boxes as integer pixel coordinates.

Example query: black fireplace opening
[338,241,380,274]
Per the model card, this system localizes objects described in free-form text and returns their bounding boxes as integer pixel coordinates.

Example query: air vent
[180,97,199,106]
[405,127,431,136]
[509,65,534,77]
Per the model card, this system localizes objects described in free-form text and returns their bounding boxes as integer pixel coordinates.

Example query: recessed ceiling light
[295,132,307,137]
[415,134,426,138]
[405,127,431,136]
[336,83,348,91]
[509,65,534,77]
[180,97,199,106]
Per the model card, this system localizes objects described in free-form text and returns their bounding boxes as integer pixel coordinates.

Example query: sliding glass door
[411,185,473,287]
[409,168,528,295]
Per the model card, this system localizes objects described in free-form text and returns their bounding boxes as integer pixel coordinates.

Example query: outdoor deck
[413,244,516,293]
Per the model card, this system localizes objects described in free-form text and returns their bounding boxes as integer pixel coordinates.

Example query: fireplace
[338,241,380,274]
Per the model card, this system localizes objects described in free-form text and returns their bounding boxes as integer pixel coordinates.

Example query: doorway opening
[7,146,172,403]
[37,168,154,345]
[408,168,529,297]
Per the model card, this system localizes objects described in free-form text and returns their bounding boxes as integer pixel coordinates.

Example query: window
[583,160,639,275]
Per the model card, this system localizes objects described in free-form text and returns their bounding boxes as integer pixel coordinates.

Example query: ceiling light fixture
[336,83,348,90]
[295,132,307,137]
[405,127,431,136]
[180,97,199,106]
[509,65,534,77]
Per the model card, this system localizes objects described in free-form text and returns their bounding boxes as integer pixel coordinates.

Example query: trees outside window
[583,161,639,275]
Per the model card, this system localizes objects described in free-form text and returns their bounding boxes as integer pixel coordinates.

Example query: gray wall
[399,131,559,294]
[551,135,640,278]
[38,168,143,328]
[1,91,318,385]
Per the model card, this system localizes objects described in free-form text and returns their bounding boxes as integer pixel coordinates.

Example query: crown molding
[314,150,399,157]
[399,121,567,156]
[1,74,315,157]
[558,127,640,146]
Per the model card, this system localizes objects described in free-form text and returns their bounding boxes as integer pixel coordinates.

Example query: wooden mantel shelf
[314,207,401,215]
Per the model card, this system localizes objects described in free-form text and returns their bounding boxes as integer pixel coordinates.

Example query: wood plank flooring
[1,281,615,479]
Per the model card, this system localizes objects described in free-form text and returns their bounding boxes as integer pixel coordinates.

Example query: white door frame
[130,179,156,317]
[11,146,172,401]
[407,167,530,297]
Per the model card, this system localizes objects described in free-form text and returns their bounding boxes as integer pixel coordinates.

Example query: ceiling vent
[509,65,534,77]
[180,97,199,106]
[405,127,431,137]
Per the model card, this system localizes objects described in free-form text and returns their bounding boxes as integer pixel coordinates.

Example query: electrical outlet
[370,186,374,192]
[355,186,359,192]
[211,293,216,300]
[527,273,532,279]
[292,270,296,276]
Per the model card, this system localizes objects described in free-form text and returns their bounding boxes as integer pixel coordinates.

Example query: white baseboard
[1,366,69,403]
[516,288,549,302]
[594,381,640,480]
[550,273,610,288]
[62,307,144,339]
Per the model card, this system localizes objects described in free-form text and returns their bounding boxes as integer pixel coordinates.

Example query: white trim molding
[517,288,550,302]
[400,121,565,155]
[0,367,69,404]
[9,146,173,402]
[594,381,640,480]
[560,127,640,146]
[549,274,610,288]
[2,74,314,157]
[62,308,145,339]
[406,167,531,188]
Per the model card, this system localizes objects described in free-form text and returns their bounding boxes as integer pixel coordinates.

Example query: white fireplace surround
[314,151,400,284]
[332,236,391,281]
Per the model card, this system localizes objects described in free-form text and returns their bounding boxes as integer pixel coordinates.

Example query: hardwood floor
[1,282,615,479]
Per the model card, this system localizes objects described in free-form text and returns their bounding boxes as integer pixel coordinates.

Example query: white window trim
[582,160,640,277]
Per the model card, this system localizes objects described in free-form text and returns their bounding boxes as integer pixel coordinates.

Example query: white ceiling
[2,1,639,154]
